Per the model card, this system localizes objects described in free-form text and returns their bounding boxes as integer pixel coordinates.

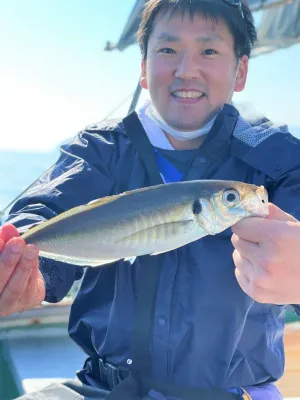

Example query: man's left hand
[231,203,300,304]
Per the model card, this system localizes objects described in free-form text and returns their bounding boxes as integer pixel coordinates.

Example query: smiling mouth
[171,90,205,100]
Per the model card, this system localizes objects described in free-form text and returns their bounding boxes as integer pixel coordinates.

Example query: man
[1,0,300,399]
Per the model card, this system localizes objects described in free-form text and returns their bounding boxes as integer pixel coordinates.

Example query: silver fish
[21,180,268,267]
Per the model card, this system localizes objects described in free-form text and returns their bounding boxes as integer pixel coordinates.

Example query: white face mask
[145,102,220,142]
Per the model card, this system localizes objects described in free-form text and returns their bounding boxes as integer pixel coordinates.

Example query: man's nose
[174,53,201,80]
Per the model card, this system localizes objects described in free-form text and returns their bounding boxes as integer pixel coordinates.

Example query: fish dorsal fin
[87,193,122,208]
[21,193,124,240]
[21,184,167,240]
[87,183,166,209]
[47,193,122,220]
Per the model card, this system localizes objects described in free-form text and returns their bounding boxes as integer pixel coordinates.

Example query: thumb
[0,224,20,243]
[267,203,298,223]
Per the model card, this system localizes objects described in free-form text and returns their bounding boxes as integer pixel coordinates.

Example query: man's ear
[140,59,148,89]
[234,55,248,93]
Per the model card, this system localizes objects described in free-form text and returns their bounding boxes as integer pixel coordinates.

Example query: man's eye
[203,49,218,55]
[158,48,176,54]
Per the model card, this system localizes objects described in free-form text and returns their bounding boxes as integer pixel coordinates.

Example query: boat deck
[1,304,300,399]
[276,322,300,399]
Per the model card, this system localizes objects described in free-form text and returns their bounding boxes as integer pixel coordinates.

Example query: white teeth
[173,91,204,99]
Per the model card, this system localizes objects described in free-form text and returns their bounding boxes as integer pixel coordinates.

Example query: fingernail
[24,246,38,260]
[10,241,23,253]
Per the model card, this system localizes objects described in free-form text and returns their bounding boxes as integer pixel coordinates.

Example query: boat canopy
[105,0,300,58]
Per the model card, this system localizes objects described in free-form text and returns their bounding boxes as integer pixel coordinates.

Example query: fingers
[233,247,281,303]
[231,234,259,258]
[231,217,270,243]
[231,234,266,267]
[0,244,39,316]
[19,264,45,311]
[234,267,251,296]
[0,237,26,293]
[267,203,298,223]
[0,223,44,316]
[232,203,299,243]
[232,218,299,250]
[0,224,20,243]
[232,249,254,283]
[234,264,279,304]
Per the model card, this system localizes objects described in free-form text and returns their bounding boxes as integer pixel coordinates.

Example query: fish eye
[223,189,240,204]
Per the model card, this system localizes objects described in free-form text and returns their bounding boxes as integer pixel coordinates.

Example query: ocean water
[0,149,83,297]
[0,149,60,219]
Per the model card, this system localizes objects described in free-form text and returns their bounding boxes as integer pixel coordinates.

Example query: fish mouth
[245,185,269,218]
[249,209,269,218]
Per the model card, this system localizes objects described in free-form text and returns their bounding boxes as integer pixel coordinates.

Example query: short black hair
[137,0,257,60]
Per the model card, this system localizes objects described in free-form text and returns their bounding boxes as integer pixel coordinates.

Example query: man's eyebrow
[155,33,180,42]
[196,33,224,42]
[155,32,224,43]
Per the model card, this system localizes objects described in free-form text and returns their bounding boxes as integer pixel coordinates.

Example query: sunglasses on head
[222,0,244,19]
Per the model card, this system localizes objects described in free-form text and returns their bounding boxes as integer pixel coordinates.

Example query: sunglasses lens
[224,0,239,5]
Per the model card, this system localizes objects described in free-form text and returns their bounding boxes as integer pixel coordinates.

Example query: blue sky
[0,0,299,151]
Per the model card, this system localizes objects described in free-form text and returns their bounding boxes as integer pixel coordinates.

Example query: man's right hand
[0,224,45,317]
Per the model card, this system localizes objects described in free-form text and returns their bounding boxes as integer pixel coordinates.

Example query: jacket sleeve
[4,127,119,302]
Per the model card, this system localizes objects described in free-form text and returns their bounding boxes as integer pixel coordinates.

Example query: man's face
[141,11,248,131]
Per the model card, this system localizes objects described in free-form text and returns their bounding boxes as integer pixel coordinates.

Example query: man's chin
[166,119,208,132]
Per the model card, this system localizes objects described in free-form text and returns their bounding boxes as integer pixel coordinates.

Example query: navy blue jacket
[6,105,300,392]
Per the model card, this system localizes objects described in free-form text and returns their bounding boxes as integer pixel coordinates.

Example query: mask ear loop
[226,59,241,105]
